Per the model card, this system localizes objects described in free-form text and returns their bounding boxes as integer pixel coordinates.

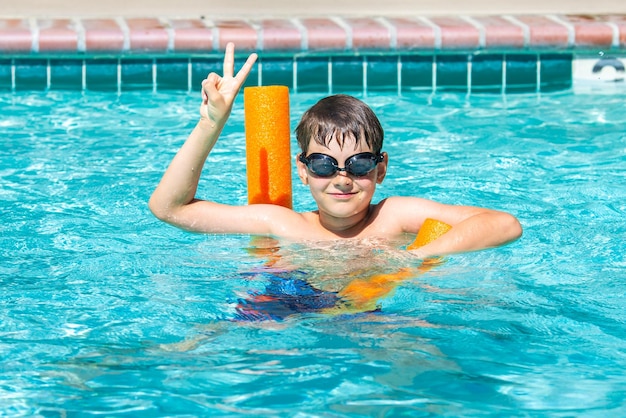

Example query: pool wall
[0,15,625,93]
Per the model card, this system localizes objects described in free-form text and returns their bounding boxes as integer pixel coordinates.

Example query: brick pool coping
[0,14,625,55]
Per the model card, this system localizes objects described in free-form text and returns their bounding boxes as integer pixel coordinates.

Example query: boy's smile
[328,191,358,199]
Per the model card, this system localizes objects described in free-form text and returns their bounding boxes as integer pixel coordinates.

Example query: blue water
[1,90,625,416]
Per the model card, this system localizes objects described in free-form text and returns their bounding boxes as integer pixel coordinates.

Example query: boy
[149,43,522,258]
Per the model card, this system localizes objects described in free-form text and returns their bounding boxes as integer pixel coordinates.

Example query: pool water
[1,89,625,416]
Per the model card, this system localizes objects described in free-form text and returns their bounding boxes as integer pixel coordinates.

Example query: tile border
[0,15,625,54]
[0,53,599,94]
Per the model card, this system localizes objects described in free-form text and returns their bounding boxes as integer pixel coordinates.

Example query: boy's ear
[376,152,388,184]
[296,154,309,185]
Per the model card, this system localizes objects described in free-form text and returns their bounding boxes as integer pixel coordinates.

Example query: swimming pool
[1,88,625,415]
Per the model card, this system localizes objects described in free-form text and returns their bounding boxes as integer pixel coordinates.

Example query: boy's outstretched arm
[415,209,522,258]
[382,197,522,258]
[406,201,522,258]
[149,43,259,232]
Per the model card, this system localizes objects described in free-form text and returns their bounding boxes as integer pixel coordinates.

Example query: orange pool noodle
[407,218,452,250]
[244,86,292,208]
[336,219,452,312]
[338,268,413,311]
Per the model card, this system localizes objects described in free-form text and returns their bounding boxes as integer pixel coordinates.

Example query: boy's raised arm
[148,43,258,230]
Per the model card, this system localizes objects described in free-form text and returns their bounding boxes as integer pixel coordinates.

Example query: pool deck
[3,0,626,18]
[1,1,626,55]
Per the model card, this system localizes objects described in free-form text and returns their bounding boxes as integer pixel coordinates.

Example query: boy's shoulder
[370,196,415,221]
[375,195,425,209]
[371,196,436,232]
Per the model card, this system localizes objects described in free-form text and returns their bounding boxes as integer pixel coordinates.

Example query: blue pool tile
[540,53,572,92]
[156,59,189,91]
[190,57,259,90]
[436,55,469,92]
[50,59,83,90]
[0,59,11,91]
[296,57,329,93]
[471,54,503,94]
[0,54,577,95]
[14,59,47,91]
[366,55,398,92]
[331,56,363,93]
[505,54,537,93]
[121,59,153,91]
[400,55,433,92]
[237,57,259,89]
[259,57,293,89]
[85,58,118,91]
[190,58,222,90]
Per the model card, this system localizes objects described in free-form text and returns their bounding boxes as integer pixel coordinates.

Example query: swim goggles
[298,152,384,177]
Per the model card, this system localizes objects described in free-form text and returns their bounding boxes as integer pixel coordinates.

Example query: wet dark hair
[295,95,384,154]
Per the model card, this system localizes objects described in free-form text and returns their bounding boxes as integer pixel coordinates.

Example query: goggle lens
[299,152,383,177]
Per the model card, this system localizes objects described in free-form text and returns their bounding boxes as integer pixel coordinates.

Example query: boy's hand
[200,42,258,125]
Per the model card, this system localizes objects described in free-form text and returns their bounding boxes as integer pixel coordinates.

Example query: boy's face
[296,137,387,221]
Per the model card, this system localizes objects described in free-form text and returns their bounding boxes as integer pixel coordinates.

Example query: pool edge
[1,14,625,92]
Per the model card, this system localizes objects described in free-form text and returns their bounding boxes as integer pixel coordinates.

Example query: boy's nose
[333,169,352,183]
